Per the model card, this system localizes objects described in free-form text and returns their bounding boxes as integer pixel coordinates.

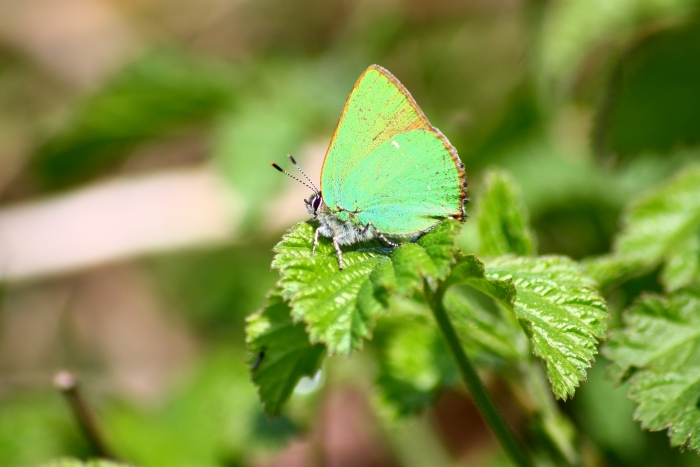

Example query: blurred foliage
[596,18,700,156]
[3,0,700,465]
[32,50,238,190]
[145,243,278,338]
[104,346,300,467]
[0,392,92,465]
[587,162,700,291]
[42,460,130,467]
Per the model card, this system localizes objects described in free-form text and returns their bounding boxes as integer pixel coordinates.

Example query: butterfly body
[280,65,467,269]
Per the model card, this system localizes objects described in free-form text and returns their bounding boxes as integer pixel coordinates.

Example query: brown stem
[53,370,116,460]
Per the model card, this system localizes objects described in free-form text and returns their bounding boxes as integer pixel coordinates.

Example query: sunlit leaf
[477,169,536,257]
[272,220,460,355]
[246,291,325,417]
[604,289,700,453]
[446,253,608,398]
[486,256,608,399]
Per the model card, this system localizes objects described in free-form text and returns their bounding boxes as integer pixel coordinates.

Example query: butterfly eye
[312,196,322,211]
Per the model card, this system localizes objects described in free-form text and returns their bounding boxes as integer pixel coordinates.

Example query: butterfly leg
[377,232,399,248]
[332,236,345,270]
[365,223,399,248]
[312,227,321,256]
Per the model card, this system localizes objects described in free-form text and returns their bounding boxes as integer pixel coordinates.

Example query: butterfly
[273,65,467,270]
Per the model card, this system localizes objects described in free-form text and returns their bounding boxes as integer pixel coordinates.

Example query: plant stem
[54,370,117,460]
[424,280,533,467]
[519,361,579,466]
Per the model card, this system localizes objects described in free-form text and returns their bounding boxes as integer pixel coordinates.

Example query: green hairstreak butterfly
[273,65,467,269]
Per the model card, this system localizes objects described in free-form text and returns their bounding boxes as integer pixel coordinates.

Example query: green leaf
[486,256,609,399]
[443,253,526,359]
[41,459,132,467]
[604,289,700,452]
[272,220,460,355]
[613,163,700,290]
[375,286,523,417]
[477,169,536,257]
[376,313,456,417]
[583,255,650,291]
[445,286,525,364]
[446,253,516,307]
[246,291,325,417]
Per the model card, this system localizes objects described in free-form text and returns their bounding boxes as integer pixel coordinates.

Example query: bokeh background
[2,0,700,466]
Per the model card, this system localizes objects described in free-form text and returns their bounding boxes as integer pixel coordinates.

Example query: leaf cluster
[247,169,609,421]
[589,163,700,453]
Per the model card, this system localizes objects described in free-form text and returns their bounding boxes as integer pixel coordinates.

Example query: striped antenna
[271,162,318,193]
[287,155,319,193]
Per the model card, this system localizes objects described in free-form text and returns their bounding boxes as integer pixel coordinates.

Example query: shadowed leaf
[246,291,325,417]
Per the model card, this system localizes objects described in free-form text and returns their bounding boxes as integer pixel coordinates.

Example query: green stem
[424,280,533,467]
[519,361,579,466]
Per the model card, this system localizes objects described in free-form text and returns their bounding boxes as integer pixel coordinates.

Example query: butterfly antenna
[287,155,319,193]
[271,162,317,193]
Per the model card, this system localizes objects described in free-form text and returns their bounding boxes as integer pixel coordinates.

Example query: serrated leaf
[604,289,700,452]
[246,291,325,417]
[486,256,609,399]
[613,163,700,291]
[272,220,460,355]
[477,169,536,257]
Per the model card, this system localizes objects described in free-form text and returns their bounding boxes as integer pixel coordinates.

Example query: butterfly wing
[320,65,466,235]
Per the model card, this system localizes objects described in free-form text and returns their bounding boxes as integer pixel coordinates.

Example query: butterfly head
[305,192,324,217]
[271,155,323,217]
